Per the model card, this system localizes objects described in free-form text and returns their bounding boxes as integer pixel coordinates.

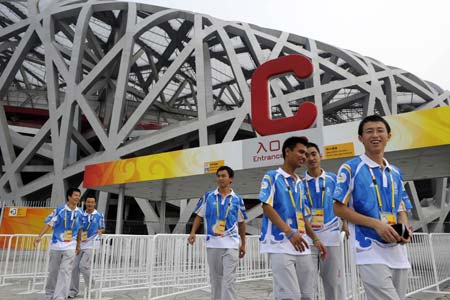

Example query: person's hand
[76,246,81,255]
[34,236,41,248]
[314,239,327,261]
[341,222,350,239]
[97,230,103,237]
[374,220,401,243]
[288,231,309,252]
[187,233,196,245]
[239,244,246,258]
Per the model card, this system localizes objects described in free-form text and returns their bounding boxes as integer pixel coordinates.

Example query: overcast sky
[131,0,450,90]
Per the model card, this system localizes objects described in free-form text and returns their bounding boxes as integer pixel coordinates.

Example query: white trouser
[45,249,76,300]
[206,248,239,300]
[69,248,93,297]
[311,245,345,300]
[359,264,409,300]
[269,253,315,300]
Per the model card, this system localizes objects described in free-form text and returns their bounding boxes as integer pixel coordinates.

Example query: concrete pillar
[115,186,125,234]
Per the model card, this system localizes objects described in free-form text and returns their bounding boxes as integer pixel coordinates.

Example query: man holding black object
[333,115,412,300]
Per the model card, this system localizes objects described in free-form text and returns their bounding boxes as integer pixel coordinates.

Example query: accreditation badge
[81,231,88,242]
[214,220,226,236]
[296,212,305,234]
[63,230,73,242]
[380,212,397,225]
[311,209,324,229]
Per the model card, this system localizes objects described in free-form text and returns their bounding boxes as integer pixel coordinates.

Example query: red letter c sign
[251,54,317,136]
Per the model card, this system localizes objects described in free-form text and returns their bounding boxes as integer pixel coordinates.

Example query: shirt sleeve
[194,194,207,218]
[259,173,275,206]
[45,208,58,227]
[237,196,248,222]
[333,163,353,205]
[99,212,106,229]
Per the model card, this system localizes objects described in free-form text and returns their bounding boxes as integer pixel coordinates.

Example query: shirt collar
[64,204,80,212]
[277,167,301,182]
[360,153,392,170]
[213,188,236,198]
[84,209,98,216]
[304,169,326,181]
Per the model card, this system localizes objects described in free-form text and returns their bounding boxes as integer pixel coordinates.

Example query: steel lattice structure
[0,0,449,233]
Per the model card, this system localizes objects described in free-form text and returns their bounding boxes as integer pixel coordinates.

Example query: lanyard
[86,214,93,231]
[367,166,395,212]
[64,209,76,231]
[283,177,303,212]
[305,175,326,208]
[216,194,232,220]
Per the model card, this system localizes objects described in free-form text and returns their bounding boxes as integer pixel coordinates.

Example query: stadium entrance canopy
[84,106,450,201]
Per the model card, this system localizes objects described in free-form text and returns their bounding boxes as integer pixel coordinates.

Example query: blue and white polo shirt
[259,168,311,255]
[304,170,340,246]
[194,188,248,249]
[80,209,105,250]
[45,204,83,251]
[333,154,412,268]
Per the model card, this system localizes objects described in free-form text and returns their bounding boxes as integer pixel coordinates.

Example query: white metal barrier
[86,234,154,300]
[0,234,51,292]
[148,234,208,299]
[341,232,450,299]
[0,234,11,284]
[341,232,365,300]
[406,233,438,296]
[0,233,449,299]
[88,235,271,299]
[422,233,450,296]
[237,236,271,282]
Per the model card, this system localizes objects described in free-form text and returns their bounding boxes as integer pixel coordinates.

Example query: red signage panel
[251,54,317,136]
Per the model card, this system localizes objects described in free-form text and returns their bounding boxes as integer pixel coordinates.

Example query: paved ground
[0,279,449,299]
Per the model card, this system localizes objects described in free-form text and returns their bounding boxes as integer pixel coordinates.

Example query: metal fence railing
[0,234,51,291]
[428,233,450,294]
[148,234,207,299]
[0,233,449,299]
[338,232,450,300]
[87,234,154,300]
[236,235,271,282]
[341,231,364,300]
[406,233,438,296]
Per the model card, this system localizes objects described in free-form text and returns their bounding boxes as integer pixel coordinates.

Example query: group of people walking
[34,191,105,300]
[189,115,412,300]
[34,114,411,300]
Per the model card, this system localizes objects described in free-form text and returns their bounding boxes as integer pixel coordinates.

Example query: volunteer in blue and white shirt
[69,194,105,298]
[334,115,413,300]
[259,136,327,300]
[304,142,347,300]
[188,166,247,300]
[34,188,83,300]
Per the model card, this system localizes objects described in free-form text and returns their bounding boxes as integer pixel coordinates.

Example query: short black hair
[85,193,97,201]
[358,115,391,136]
[216,165,234,178]
[306,142,320,154]
[282,136,308,159]
[66,188,81,201]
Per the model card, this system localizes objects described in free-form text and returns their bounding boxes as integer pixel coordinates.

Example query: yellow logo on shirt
[337,173,347,183]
